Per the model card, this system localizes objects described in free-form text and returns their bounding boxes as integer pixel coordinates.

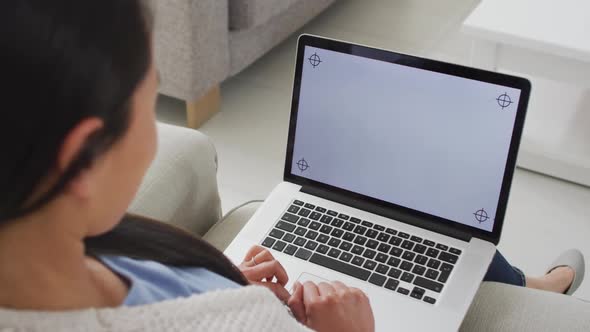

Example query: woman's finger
[331,280,349,292]
[242,245,266,262]
[254,281,291,303]
[252,248,275,264]
[302,281,320,308]
[241,260,289,285]
[318,282,336,295]
[288,282,307,323]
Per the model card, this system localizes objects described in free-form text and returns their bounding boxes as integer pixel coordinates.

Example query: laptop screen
[289,43,525,234]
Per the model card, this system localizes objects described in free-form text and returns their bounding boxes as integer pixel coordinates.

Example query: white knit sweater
[0,286,313,332]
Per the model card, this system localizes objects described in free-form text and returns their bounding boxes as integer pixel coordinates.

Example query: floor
[156,0,590,301]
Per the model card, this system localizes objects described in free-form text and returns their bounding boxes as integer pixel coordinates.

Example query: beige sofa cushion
[229,0,300,30]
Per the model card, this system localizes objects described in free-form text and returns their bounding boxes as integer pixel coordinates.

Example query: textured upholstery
[129,123,222,236]
[229,0,300,30]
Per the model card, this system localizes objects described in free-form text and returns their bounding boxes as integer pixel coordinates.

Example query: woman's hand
[288,281,375,332]
[238,245,291,303]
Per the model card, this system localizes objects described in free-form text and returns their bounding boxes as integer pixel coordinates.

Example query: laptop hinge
[301,185,472,243]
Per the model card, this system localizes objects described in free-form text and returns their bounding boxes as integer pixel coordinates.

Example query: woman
[0,1,582,331]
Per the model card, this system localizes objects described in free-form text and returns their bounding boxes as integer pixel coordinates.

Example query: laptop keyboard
[261,200,463,305]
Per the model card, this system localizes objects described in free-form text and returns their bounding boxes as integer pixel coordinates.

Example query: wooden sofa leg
[186,85,221,129]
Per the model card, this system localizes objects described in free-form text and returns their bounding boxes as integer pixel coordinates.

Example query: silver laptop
[225,34,531,331]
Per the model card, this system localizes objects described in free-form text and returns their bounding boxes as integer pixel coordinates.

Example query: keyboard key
[400,261,413,271]
[331,219,344,228]
[390,247,403,257]
[262,237,276,248]
[315,206,327,213]
[414,276,444,293]
[305,241,318,251]
[284,244,297,255]
[309,221,321,230]
[389,236,402,246]
[317,244,329,254]
[412,265,426,276]
[354,236,367,246]
[398,232,410,239]
[362,220,373,227]
[298,208,311,217]
[439,252,459,264]
[414,255,428,266]
[373,224,385,231]
[427,259,441,269]
[328,238,341,248]
[297,218,310,227]
[377,232,390,242]
[401,272,414,283]
[410,236,422,243]
[293,200,304,206]
[438,263,453,283]
[309,212,322,221]
[376,264,389,275]
[269,229,285,239]
[294,237,306,247]
[351,245,364,255]
[319,225,333,234]
[287,205,300,214]
[423,240,435,247]
[397,287,410,295]
[387,257,401,267]
[413,244,427,254]
[320,215,333,224]
[343,232,355,241]
[295,248,313,260]
[366,229,378,239]
[363,260,377,270]
[426,248,440,258]
[385,278,399,291]
[402,251,416,261]
[305,231,318,240]
[440,263,453,273]
[310,254,370,281]
[283,233,295,243]
[388,268,402,279]
[436,244,449,251]
[353,225,367,235]
[273,241,287,252]
[328,248,341,258]
[350,217,362,223]
[401,240,414,250]
[410,287,425,300]
[327,210,338,216]
[385,228,398,235]
[343,222,355,231]
[317,234,329,243]
[377,243,391,253]
[276,221,296,233]
[363,249,376,259]
[304,203,315,209]
[331,229,344,238]
[339,241,353,251]
[366,239,379,249]
[368,273,386,286]
[449,247,462,255]
[340,252,353,262]
[423,296,436,304]
[351,256,365,266]
[375,253,388,263]
[338,214,350,220]
[425,269,439,280]
[294,227,307,236]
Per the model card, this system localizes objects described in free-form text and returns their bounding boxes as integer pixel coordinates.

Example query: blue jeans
[483,251,526,287]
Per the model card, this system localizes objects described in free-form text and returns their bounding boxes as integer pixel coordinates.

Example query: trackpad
[291,272,330,291]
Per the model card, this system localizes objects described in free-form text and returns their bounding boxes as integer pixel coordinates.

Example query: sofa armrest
[128,122,222,236]
[149,0,229,101]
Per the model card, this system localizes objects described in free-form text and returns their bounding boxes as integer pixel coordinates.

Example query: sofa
[130,123,590,331]
[149,0,336,128]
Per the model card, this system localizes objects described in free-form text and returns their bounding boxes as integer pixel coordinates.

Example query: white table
[462,0,590,186]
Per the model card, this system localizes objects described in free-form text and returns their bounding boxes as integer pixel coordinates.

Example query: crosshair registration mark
[496,93,513,110]
[308,53,322,68]
[473,208,489,223]
[297,158,309,172]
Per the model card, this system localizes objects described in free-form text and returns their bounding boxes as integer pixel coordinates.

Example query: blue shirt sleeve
[99,255,241,306]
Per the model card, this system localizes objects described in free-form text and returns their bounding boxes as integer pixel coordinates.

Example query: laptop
[225,34,530,331]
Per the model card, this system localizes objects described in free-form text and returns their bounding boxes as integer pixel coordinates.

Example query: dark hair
[0,0,248,286]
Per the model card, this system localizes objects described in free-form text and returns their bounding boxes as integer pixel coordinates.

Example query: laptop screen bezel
[284,34,530,245]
